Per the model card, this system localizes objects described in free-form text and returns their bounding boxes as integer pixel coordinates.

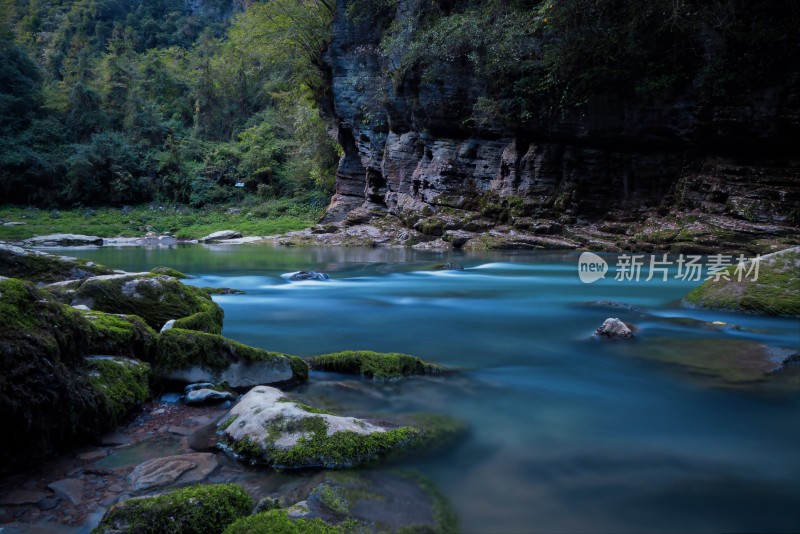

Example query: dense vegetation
[0,0,338,207]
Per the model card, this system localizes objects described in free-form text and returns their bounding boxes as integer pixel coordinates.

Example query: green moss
[218,416,238,432]
[0,245,115,284]
[82,310,158,359]
[685,249,800,316]
[288,355,310,382]
[87,357,150,425]
[307,350,444,380]
[202,287,246,295]
[398,413,469,455]
[155,328,303,381]
[223,510,340,534]
[70,273,224,331]
[173,311,223,334]
[312,483,350,515]
[150,266,188,279]
[92,483,253,534]
[395,471,459,534]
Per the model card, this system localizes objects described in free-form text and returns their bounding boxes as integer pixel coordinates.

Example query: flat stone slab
[128,453,218,491]
[198,230,242,243]
[48,478,84,506]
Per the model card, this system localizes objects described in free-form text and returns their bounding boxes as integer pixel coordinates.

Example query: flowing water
[57,245,800,533]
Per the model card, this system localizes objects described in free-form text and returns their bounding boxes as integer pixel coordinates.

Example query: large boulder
[82,310,158,360]
[55,273,224,332]
[92,483,252,534]
[157,328,309,386]
[684,247,800,316]
[307,350,445,380]
[218,386,418,469]
[0,279,148,471]
[21,233,103,247]
[217,387,465,469]
[0,243,115,283]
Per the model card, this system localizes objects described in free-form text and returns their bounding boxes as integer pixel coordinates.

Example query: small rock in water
[289,270,331,281]
[159,392,182,403]
[594,317,634,338]
[47,478,84,506]
[184,382,215,394]
[184,388,236,406]
[434,262,464,271]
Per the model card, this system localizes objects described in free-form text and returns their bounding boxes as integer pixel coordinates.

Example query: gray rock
[184,382,215,393]
[198,230,243,243]
[218,386,405,469]
[184,388,235,406]
[128,453,218,491]
[0,489,46,506]
[166,360,293,389]
[595,318,634,338]
[47,478,84,506]
[288,271,331,281]
[22,234,104,247]
[160,319,176,333]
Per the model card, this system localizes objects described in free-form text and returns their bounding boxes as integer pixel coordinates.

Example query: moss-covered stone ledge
[306,350,446,380]
[684,246,800,316]
[52,272,224,332]
[217,387,466,470]
[223,510,340,534]
[0,243,115,283]
[82,310,158,360]
[92,483,253,534]
[157,328,308,387]
[86,356,150,426]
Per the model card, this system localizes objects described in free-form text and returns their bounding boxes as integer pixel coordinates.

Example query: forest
[0,0,338,207]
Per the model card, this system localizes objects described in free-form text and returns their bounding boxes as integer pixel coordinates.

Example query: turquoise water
[59,245,800,533]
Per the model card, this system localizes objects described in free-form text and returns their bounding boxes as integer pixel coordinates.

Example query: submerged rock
[288,271,331,281]
[218,386,415,469]
[128,453,219,491]
[0,243,115,283]
[594,318,634,338]
[92,483,252,534]
[684,246,800,316]
[158,329,308,386]
[307,350,445,380]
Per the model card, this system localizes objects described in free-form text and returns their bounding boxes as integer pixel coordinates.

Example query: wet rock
[288,271,331,281]
[188,423,221,452]
[47,478,84,506]
[594,318,634,338]
[128,453,218,491]
[198,230,243,243]
[0,489,46,506]
[307,350,445,380]
[184,388,236,406]
[21,234,104,247]
[684,246,800,316]
[217,386,416,469]
[434,262,464,271]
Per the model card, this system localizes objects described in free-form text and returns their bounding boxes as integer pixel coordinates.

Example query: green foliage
[1,0,337,207]
[223,510,340,534]
[307,350,445,380]
[86,356,150,425]
[92,483,254,534]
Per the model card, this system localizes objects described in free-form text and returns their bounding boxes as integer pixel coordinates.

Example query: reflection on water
[57,244,800,533]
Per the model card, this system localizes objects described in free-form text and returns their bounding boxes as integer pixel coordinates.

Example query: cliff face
[313,0,800,252]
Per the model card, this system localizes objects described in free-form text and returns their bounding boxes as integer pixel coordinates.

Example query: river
[53,244,800,533]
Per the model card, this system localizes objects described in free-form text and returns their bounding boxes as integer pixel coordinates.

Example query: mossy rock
[86,356,150,426]
[92,483,253,534]
[0,243,115,283]
[173,311,223,334]
[157,329,307,386]
[223,510,341,534]
[67,273,224,331]
[218,386,420,469]
[82,310,158,360]
[273,470,458,534]
[684,247,800,316]
[307,351,445,380]
[150,266,188,279]
[0,278,106,469]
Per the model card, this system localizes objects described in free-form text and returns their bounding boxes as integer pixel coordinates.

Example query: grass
[0,198,323,241]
